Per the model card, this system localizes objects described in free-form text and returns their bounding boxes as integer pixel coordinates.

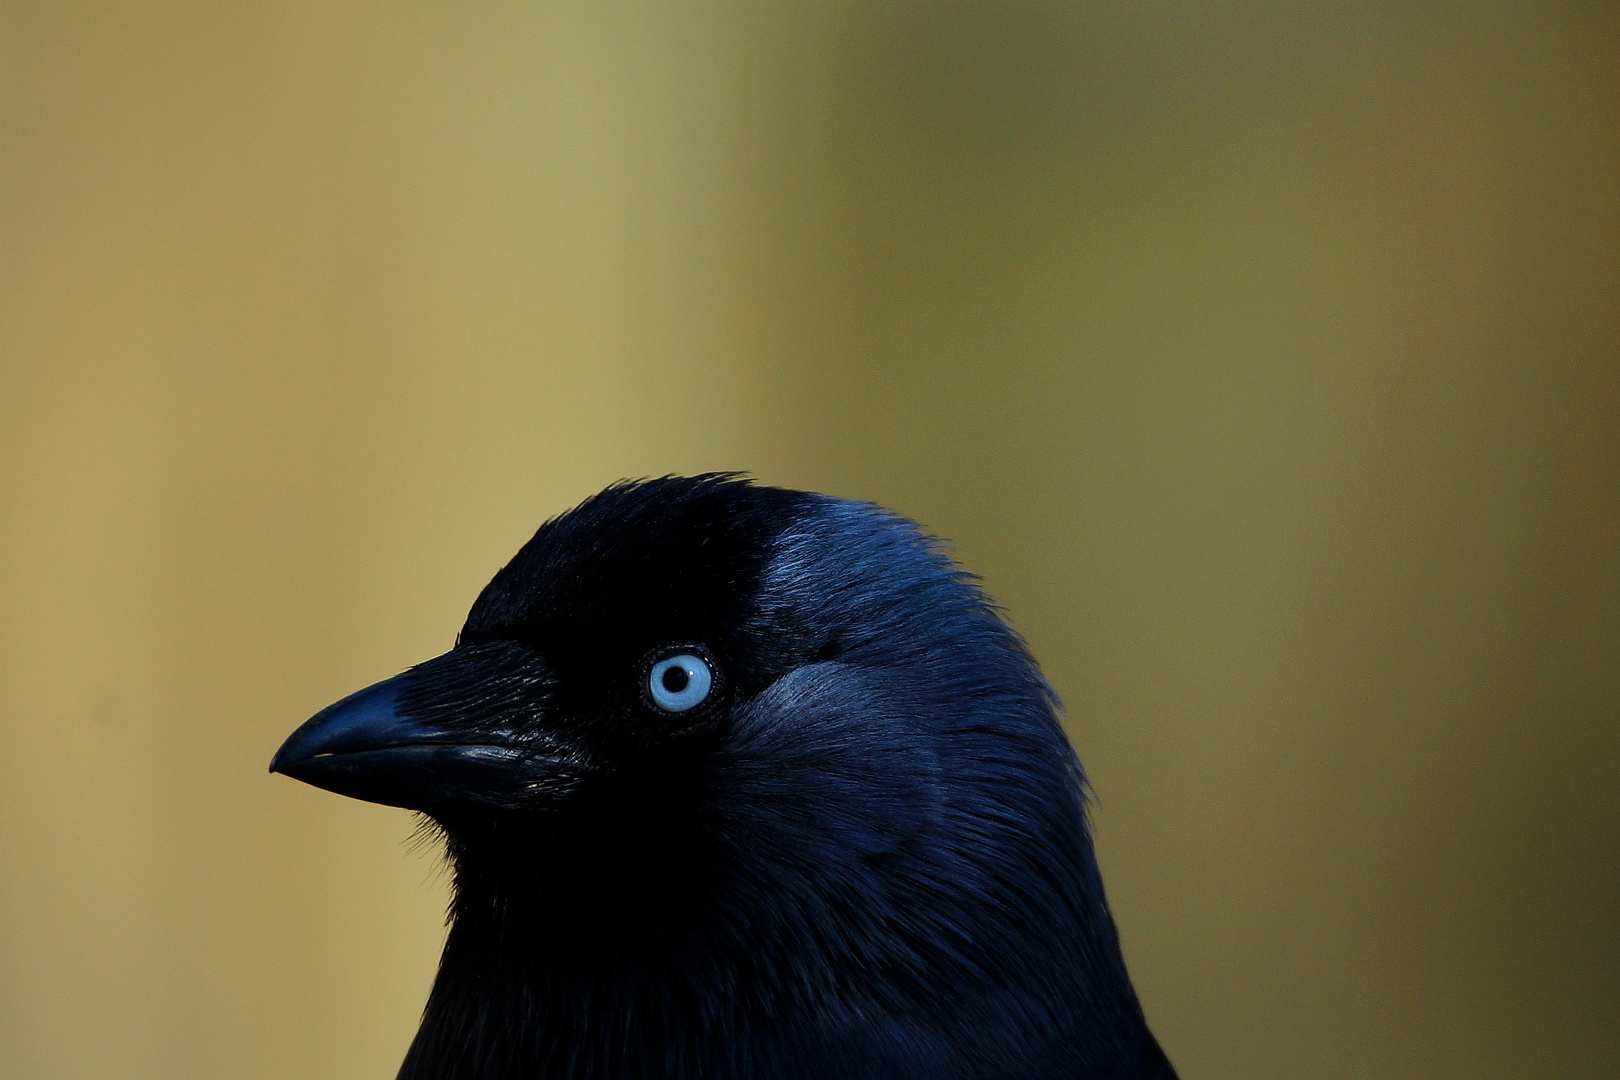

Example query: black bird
[271,475,1176,1080]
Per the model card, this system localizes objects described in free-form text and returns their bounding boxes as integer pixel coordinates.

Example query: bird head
[270,474,1166,1078]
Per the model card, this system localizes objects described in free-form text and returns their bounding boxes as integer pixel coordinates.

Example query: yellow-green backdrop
[3,5,1616,1079]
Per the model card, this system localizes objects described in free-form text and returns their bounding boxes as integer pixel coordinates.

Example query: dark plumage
[271,475,1176,1079]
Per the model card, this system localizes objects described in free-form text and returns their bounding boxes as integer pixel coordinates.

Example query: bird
[271,474,1177,1080]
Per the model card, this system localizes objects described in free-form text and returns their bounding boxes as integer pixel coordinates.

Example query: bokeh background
[3,4,1616,1078]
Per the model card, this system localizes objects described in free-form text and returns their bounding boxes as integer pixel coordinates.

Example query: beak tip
[271,677,410,782]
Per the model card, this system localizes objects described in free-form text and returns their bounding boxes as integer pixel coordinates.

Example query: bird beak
[270,645,581,814]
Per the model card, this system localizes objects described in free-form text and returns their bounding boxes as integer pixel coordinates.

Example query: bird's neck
[396,840,1175,1080]
[399,887,751,1078]
[398,818,751,1080]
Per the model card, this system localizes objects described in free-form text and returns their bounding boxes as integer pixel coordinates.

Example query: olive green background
[2,4,1616,1078]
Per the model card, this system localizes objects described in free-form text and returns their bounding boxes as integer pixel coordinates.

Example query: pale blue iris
[647,654,713,712]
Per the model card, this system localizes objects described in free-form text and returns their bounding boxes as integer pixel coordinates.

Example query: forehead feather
[460,475,809,649]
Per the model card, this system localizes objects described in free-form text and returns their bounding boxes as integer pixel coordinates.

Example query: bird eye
[646,653,714,713]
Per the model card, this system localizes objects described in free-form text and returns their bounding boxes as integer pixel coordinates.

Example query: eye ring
[645,651,715,713]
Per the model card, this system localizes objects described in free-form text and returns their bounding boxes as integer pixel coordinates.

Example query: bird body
[273,476,1176,1079]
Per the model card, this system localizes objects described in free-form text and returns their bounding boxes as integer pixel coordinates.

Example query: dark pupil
[661,665,690,694]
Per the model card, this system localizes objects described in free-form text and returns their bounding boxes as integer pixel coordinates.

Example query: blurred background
[2,4,1616,1078]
